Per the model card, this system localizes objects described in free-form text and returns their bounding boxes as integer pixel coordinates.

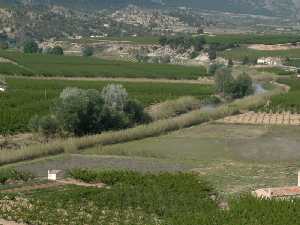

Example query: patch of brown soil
[57,178,105,188]
[248,44,300,51]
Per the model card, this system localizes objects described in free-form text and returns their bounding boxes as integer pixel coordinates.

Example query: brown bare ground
[218,111,300,126]
[248,44,300,51]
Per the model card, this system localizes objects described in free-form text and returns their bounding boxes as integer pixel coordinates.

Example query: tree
[231,72,254,99]
[207,63,224,76]
[228,59,234,67]
[53,88,105,136]
[82,46,94,57]
[194,36,206,51]
[48,46,64,55]
[101,84,128,111]
[208,47,217,61]
[159,36,168,46]
[23,40,39,54]
[242,56,250,65]
[214,67,235,96]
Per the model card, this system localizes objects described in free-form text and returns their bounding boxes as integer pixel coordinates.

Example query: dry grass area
[218,111,300,126]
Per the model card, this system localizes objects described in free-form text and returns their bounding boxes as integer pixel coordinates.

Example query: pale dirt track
[7,75,214,85]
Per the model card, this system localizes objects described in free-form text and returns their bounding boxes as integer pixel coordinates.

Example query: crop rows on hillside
[0,77,213,134]
[0,50,207,80]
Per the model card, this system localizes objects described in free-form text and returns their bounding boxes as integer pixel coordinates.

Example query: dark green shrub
[0,169,34,184]
[23,40,39,54]
[82,47,94,57]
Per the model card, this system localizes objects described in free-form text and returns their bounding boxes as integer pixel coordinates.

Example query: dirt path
[0,219,27,225]
[8,75,214,85]
[2,181,64,193]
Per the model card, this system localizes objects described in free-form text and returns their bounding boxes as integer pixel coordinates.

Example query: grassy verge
[0,50,207,79]
[0,83,285,166]
[146,96,203,121]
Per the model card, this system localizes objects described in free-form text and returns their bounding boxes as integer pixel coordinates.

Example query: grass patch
[0,50,207,79]
[0,77,213,134]
[266,78,300,112]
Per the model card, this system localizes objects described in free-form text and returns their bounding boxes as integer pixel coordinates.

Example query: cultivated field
[0,50,207,79]
[219,111,300,126]
[0,77,213,134]
[220,47,300,60]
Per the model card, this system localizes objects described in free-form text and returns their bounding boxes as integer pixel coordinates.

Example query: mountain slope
[0,0,297,17]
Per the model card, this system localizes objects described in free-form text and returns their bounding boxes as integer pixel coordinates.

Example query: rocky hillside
[0,0,298,17]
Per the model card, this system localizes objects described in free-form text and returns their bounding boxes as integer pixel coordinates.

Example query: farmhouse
[257,57,282,66]
[253,172,300,198]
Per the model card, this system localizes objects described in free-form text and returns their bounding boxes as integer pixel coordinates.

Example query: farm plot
[266,78,300,112]
[218,111,300,126]
[0,77,213,134]
[220,47,300,61]
[0,50,207,79]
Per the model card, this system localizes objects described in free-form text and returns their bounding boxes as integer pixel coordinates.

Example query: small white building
[48,170,63,181]
[257,57,282,66]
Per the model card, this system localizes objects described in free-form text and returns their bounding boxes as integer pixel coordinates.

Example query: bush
[47,46,64,55]
[23,40,39,54]
[207,63,225,76]
[82,46,94,57]
[0,169,34,184]
[54,88,105,136]
[125,99,151,125]
[231,72,254,99]
[38,115,60,138]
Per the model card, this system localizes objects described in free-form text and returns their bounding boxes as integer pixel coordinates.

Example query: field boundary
[4,75,214,85]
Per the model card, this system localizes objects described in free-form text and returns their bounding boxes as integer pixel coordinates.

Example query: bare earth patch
[248,44,300,51]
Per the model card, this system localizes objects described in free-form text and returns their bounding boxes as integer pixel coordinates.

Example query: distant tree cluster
[82,47,94,57]
[214,67,254,99]
[46,46,64,55]
[29,84,150,137]
[159,35,206,51]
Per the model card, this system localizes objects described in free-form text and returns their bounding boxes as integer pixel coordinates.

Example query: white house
[257,57,282,66]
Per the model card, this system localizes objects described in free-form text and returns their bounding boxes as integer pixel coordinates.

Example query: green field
[266,78,300,112]
[286,59,300,67]
[0,50,207,79]
[0,77,213,134]
[220,47,300,61]
[255,67,296,76]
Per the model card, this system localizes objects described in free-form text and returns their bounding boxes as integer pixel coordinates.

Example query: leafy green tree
[214,67,235,96]
[194,36,206,51]
[54,88,104,136]
[231,72,254,99]
[208,47,217,61]
[207,63,224,76]
[23,40,39,54]
[242,56,250,65]
[82,46,94,57]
